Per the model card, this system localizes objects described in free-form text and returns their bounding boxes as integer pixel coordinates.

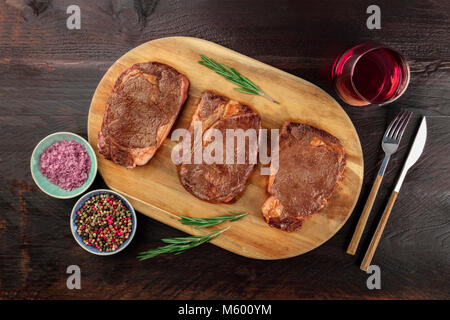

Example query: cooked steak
[262,122,346,231]
[178,91,261,203]
[98,62,189,168]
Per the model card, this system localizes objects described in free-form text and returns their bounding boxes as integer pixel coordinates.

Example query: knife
[361,117,427,271]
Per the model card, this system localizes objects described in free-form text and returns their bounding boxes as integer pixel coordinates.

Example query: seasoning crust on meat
[98,62,189,168]
[178,91,261,203]
[262,122,346,231]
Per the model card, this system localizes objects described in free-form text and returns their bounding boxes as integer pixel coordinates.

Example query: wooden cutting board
[87,36,363,260]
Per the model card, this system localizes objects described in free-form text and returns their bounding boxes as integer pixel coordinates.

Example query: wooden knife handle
[347,174,383,255]
[360,191,399,271]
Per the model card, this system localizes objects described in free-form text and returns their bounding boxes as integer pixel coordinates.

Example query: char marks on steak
[178,91,261,203]
[98,62,189,168]
[262,122,346,231]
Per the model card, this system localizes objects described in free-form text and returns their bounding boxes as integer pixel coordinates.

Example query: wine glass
[332,42,410,107]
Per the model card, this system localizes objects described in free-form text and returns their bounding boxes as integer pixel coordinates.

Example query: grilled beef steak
[262,122,346,231]
[178,91,261,203]
[98,62,189,168]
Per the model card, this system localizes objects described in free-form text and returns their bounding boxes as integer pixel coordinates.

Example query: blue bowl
[30,132,98,199]
[70,189,137,256]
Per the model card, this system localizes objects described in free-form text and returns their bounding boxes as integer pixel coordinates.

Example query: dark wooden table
[1,0,449,300]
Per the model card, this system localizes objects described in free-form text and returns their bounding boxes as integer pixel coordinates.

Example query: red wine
[332,43,409,106]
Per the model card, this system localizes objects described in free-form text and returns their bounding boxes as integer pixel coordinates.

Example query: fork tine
[394,111,413,141]
[385,110,402,137]
[386,110,405,138]
[385,112,399,136]
[390,111,408,138]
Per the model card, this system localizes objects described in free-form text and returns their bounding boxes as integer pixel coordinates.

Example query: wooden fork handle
[347,174,383,255]
[361,191,399,271]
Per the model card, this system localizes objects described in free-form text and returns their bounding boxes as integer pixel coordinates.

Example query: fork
[347,110,413,255]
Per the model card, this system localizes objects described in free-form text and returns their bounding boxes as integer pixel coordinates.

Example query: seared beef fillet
[262,122,346,231]
[178,91,261,203]
[98,62,189,168]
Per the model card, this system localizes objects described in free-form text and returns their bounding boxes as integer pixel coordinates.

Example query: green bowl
[30,132,98,199]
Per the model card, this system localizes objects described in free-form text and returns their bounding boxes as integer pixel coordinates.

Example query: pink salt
[39,139,91,191]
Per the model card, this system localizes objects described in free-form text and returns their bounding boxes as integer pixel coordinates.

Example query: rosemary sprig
[198,54,280,104]
[179,211,248,229]
[137,227,230,260]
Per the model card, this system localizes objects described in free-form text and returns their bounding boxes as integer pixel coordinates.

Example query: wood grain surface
[87,37,363,259]
[0,0,449,299]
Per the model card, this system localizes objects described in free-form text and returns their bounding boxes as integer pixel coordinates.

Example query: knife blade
[394,116,427,192]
